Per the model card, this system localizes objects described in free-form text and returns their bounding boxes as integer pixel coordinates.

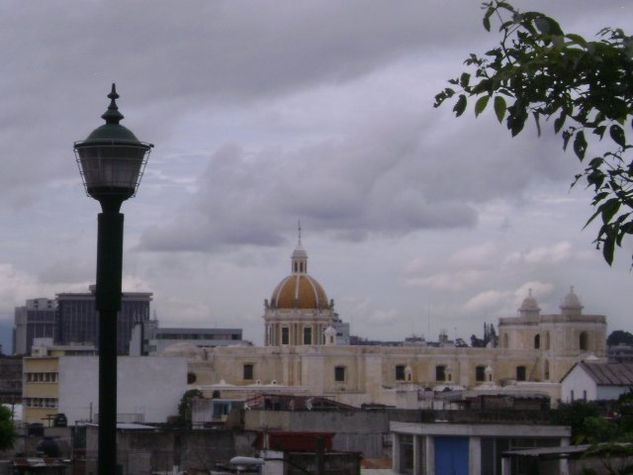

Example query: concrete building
[23,338,186,424]
[129,319,245,356]
[13,288,153,356]
[13,298,56,355]
[55,287,152,355]
[78,425,256,475]
[608,343,633,363]
[390,420,571,475]
[560,360,633,403]
[57,355,186,424]
[0,356,22,404]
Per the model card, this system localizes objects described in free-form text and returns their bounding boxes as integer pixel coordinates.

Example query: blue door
[435,436,469,475]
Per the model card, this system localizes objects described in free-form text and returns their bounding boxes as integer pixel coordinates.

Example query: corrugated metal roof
[579,361,633,386]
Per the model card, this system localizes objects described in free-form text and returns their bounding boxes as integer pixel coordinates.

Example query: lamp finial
[101,83,124,125]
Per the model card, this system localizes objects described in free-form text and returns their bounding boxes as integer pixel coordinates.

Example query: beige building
[23,338,97,424]
[171,240,607,407]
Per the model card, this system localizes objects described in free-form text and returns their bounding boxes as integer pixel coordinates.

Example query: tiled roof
[579,361,633,386]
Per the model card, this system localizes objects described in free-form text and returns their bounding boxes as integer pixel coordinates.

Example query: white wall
[561,365,596,402]
[58,356,187,424]
[561,365,633,403]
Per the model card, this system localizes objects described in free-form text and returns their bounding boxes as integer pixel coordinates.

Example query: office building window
[25,372,58,383]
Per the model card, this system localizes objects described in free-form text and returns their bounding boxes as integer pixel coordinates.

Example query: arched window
[579,332,588,351]
[534,334,540,349]
[475,365,485,382]
[335,366,346,382]
[435,365,446,382]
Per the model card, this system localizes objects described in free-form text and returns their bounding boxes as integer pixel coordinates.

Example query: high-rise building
[56,287,152,355]
[13,298,57,355]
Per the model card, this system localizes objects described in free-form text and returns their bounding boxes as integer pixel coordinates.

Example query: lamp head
[74,84,153,204]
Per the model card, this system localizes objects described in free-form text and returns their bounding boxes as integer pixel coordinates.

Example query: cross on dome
[292,221,308,274]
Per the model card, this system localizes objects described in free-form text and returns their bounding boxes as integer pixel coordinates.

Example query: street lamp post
[74,84,152,475]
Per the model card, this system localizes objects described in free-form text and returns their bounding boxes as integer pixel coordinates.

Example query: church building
[176,235,607,407]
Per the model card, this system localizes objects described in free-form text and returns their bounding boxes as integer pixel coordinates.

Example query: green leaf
[494,96,506,123]
[566,33,587,46]
[554,113,566,134]
[460,73,470,87]
[453,95,467,117]
[601,198,622,225]
[507,104,528,136]
[534,16,563,36]
[573,131,587,160]
[483,12,491,32]
[534,17,550,35]
[475,95,489,117]
[593,125,606,139]
[610,124,626,148]
[562,131,572,151]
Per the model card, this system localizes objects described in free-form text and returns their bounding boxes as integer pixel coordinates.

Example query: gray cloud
[0,0,631,343]
[0,0,623,204]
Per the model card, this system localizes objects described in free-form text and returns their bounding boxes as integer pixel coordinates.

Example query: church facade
[179,238,607,407]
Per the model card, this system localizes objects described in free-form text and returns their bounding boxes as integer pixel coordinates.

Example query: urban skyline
[0,1,631,348]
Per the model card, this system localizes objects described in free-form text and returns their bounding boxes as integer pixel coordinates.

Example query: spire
[291,221,308,274]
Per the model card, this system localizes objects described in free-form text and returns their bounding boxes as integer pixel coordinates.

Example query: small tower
[518,289,540,320]
[560,286,583,317]
[324,326,337,346]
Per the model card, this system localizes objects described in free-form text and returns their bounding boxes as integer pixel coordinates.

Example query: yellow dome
[271,274,329,310]
[270,228,331,310]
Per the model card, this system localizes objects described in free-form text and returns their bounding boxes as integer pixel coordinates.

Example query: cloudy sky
[0,0,631,349]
